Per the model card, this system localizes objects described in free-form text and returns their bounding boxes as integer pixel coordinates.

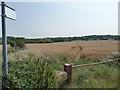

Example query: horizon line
[0,34,118,39]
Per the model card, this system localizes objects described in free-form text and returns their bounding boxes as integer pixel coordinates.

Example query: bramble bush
[2,54,56,89]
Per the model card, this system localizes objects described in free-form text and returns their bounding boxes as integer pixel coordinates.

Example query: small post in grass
[64,64,72,83]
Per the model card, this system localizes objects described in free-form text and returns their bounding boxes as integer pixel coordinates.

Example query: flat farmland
[0,40,119,88]
[27,40,118,59]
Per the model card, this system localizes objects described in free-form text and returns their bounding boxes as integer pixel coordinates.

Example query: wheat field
[26,40,118,59]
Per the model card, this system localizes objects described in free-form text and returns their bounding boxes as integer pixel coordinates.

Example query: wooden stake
[64,64,72,83]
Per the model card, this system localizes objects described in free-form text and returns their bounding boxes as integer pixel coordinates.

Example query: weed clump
[2,54,56,89]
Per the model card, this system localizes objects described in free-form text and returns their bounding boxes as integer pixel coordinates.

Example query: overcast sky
[0,0,119,38]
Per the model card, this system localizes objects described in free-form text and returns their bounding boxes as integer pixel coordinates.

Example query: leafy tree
[7,37,26,49]
[16,39,25,48]
[9,40,16,47]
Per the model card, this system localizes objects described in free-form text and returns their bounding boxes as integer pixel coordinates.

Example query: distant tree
[16,39,25,48]
[24,35,120,44]
[7,37,26,49]
[9,40,16,47]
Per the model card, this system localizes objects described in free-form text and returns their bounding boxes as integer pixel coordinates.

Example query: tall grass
[73,64,118,88]
[48,55,119,88]
[2,48,119,88]
[2,52,57,89]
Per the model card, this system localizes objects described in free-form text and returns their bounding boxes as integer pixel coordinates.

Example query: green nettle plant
[2,56,56,89]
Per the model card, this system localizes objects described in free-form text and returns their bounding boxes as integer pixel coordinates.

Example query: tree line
[0,35,119,45]
[25,35,120,43]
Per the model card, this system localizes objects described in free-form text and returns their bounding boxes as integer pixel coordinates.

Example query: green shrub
[15,40,25,49]
[2,57,56,89]
[9,40,16,48]
[8,37,26,49]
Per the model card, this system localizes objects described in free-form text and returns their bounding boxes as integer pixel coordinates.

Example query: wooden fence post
[64,64,72,83]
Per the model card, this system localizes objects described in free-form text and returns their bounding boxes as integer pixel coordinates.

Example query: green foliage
[9,40,16,47]
[7,36,25,49]
[25,38,53,43]
[16,39,25,48]
[25,35,120,44]
[56,57,118,88]
[2,55,56,89]
[2,48,119,88]
[46,55,67,71]
[4,35,120,45]
[43,55,118,88]
[7,36,16,44]
[73,64,118,88]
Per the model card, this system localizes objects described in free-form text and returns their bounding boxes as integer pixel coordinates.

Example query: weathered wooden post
[64,64,72,83]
